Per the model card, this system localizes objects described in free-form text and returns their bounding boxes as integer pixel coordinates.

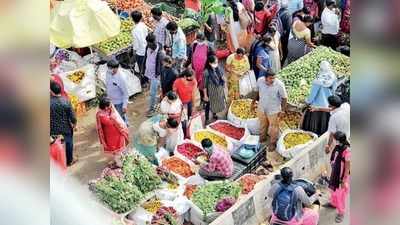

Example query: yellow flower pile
[194,131,228,149]
[231,99,257,119]
[283,132,313,149]
[67,71,85,84]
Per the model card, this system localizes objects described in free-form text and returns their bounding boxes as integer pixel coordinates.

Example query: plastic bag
[97,64,142,97]
[59,64,97,102]
[239,71,257,97]
[155,147,169,166]
[187,112,205,138]
[276,129,318,159]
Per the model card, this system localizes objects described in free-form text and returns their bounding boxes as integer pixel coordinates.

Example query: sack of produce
[97,63,142,97]
[191,129,233,153]
[276,130,318,159]
[207,120,250,149]
[279,111,303,131]
[190,181,241,223]
[227,99,260,135]
[239,71,257,97]
[174,139,206,166]
[162,156,195,182]
[59,64,96,102]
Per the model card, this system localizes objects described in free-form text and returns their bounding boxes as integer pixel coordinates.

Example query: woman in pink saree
[96,97,129,166]
[191,32,212,97]
[326,131,350,223]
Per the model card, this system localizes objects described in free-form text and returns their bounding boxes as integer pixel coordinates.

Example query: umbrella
[50,0,121,48]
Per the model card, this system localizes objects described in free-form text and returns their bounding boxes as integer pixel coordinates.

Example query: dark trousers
[133,54,146,85]
[280,34,289,66]
[321,33,338,50]
[64,133,74,166]
[114,103,128,126]
[182,101,193,138]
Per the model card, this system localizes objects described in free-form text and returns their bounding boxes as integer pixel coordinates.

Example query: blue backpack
[272,183,297,221]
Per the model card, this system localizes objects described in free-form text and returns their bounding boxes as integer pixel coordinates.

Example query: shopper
[269,167,320,225]
[204,12,219,49]
[160,91,183,123]
[285,15,316,65]
[266,25,282,73]
[144,33,165,117]
[188,32,214,99]
[255,36,274,79]
[204,55,226,122]
[151,7,169,47]
[165,21,187,73]
[160,56,178,98]
[253,1,279,36]
[278,1,292,64]
[325,131,350,223]
[302,61,337,136]
[252,70,288,152]
[225,48,250,103]
[173,69,197,121]
[321,0,340,50]
[96,97,129,167]
[198,138,233,180]
[131,11,149,84]
[153,117,184,154]
[50,81,77,166]
[105,60,129,125]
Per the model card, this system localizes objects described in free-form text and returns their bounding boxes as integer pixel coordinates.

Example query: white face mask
[211,63,218,68]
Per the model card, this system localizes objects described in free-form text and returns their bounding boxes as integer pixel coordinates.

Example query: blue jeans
[63,133,74,166]
[114,103,128,125]
[148,78,160,111]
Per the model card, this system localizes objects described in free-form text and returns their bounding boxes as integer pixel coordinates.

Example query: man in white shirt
[152,118,184,154]
[131,11,149,84]
[321,0,340,50]
[313,95,350,154]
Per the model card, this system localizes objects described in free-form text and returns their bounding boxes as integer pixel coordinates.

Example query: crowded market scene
[49,0,350,224]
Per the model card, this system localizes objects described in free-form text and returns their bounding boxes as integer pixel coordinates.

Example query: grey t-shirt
[257,77,288,115]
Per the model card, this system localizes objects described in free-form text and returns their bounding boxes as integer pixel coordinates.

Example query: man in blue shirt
[255,36,273,79]
[105,60,129,125]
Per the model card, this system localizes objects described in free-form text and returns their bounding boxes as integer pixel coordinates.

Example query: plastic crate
[229,161,247,181]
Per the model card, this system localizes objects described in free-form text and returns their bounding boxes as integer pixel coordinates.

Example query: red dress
[254,4,278,34]
[96,108,129,155]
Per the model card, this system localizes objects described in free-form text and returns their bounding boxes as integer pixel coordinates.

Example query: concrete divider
[209,133,330,225]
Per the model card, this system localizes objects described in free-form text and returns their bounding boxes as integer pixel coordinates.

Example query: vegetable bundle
[94,176,143,214]
[210,121,245,140]
[278,46,350,105]
[192,182,241,214]
[122,154,162,194]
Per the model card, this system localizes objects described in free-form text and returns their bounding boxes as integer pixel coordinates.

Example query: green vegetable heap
[95,176,143,214]
[278,46,350,105]
[122,154,162,194]
[95,19,133,55]
[192,182,241,214]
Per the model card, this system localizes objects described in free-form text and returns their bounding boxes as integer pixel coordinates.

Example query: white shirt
[152,122,184,152]
[132,22,149,56]
[256,77,288,115]
[321,7,340,35]
[328,103,350,139]
[160,98,183,115]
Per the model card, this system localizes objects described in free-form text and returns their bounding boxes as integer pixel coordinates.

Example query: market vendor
[302,61,337,136]
[152,117,184,155]
[197,138,233,181]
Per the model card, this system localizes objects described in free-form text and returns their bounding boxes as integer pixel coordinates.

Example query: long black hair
[228,0,240,22]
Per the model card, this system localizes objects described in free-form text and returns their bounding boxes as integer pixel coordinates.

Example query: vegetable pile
[162,157,194,178]
[176,142,204,161]
[67,70,85,84]
[283,132,313,149]
[183,184,197,199]
[94,176,143,214]
[280,111,302,130]
[142,198,163,214]
[122,154,162,193]
[231,99,257,119]
[192,182,241,214]
[194,131,228,149]
[238,174,264,194]
[95,19,133,55]
[156,166,179,185]
[151,206,179,225]
[210,121,245,140]
[278,46,350,105]
[215,197,236,212]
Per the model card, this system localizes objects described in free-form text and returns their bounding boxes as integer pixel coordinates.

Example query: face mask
[211,63,218,68]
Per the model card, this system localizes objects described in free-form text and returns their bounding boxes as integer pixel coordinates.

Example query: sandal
[335,214,344,223]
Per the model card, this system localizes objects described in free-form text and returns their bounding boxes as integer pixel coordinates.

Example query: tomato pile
[210,121,245,140]
[162,157,194,178]
[238,174,264,194]
[176,143,204,161]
